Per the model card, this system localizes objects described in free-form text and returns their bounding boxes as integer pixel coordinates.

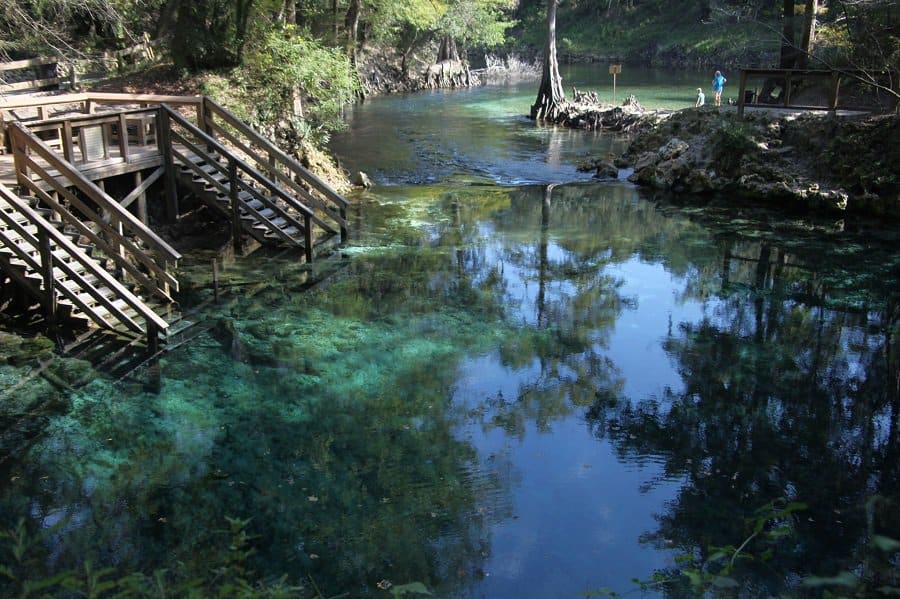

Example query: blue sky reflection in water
[2,66,899,597]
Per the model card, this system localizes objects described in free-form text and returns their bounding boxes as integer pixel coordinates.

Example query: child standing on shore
[712,70,726,107]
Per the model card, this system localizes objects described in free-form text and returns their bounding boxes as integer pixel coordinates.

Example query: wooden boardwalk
[0,92,350,348]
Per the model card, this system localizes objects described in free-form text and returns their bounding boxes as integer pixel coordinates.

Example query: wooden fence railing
[0,183,169,340]
[162,106,317,259]
[8,120,181,301]
[737,68,895,116]
[201,97,349,242]
[0,34,161,95]
[0,91,203,154]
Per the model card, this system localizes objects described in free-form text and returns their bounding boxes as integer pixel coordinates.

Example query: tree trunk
[779,0,796,68]
[234,0,254,64]
[155,0,180,39]
[345,0,360,65]
[530,0,565,120]
[798,0,818,67]
[333,0,339,41]
[437,36,459,62]
[282,0,296,26]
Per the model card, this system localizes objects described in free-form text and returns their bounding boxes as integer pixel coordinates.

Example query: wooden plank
[0,56,60,71]
[0,77,62,93]
[121,167,163,210]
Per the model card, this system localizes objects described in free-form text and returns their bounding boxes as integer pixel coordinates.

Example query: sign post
[609,64,622,103]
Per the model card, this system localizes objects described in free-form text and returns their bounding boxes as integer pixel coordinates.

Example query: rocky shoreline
[358,50,899,219]
[571,102,899,218]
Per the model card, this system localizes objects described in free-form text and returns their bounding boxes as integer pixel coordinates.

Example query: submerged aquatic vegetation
[2,179,900,596]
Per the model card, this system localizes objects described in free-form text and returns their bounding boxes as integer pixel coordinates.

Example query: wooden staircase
[0,184,172,347]
[160,101,349,261]
[0,93,352,349]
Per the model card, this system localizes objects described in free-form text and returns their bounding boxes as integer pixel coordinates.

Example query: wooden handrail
[169,136,310,238]
[10,121,180,261]
[0,184,169,333]
[162,106,326,226]
[24,106,157,132]
[201,97,349,238]
[17,159,179,301]
[0,92,202,112]
[9,122,180,300]
[736,67,892,116]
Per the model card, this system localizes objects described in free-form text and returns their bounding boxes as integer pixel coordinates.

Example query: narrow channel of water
[1,65,898,597]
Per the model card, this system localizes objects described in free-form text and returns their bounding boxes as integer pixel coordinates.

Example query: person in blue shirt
[695,87,705,107]
[712,70,727,106]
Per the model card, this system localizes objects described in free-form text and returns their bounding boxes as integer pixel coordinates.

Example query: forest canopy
[2,0,896,72]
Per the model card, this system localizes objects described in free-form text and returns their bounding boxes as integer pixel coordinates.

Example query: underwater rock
[577,158,618,179]
[594,161,619,179]
[47,358,96,388]
[1,332,55,365]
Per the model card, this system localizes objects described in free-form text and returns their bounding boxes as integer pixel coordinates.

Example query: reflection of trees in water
[8,185,899,595]
[583,219,900,594]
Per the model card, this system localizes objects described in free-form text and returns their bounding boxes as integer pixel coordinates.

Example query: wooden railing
[8,120,181,301]
[0,183,169,340]
[22,106,160,165]
[0,56,69,94]
[201,97,349,242]
[1,92,203,154]
[161,106,317,260]
[737,68,894,116]
[0,35,161,95]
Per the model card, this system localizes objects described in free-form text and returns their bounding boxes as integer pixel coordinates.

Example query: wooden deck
[0,144,161,188]
[0,92,351,347]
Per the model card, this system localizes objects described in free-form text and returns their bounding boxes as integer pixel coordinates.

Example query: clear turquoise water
[2,66,899,597]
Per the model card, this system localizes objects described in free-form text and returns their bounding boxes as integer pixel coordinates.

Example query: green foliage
[636,500,809,595]
[0,515,302,597]
[436,0,517,50]
[239,27,359,144]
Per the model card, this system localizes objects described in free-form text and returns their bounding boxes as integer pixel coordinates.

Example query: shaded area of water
[2,67,899,597]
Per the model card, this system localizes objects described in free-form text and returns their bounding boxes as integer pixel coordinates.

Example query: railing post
[10,125,31,194]
[738,70,748,117]
[201,97,214,152]
[62,120,75,162]
[304,214,313,263]
[38,229,58,330]
[229,159,243,254]
[117,113,129,163]
[146,321,160,355]
[829,70,841,114]
[157,106,179,221]
[340,206,348,244]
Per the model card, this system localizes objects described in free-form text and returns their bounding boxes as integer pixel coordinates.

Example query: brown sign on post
[609,64,622,102]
